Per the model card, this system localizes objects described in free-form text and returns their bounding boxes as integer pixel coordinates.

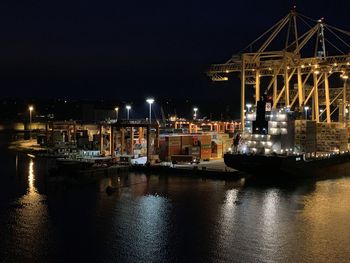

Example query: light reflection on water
[28,159,36,194]
[14,158,51,261]
[1,151,350,262]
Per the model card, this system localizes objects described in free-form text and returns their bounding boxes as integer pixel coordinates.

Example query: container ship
[224,97,350,178]
[206,9,350,178]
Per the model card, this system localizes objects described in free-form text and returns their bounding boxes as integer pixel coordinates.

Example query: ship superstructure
[241,98,296,155]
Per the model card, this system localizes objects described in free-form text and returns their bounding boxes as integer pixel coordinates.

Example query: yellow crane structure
[207,8,350,129]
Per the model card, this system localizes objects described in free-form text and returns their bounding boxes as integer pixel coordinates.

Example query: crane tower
[207,8,350,130]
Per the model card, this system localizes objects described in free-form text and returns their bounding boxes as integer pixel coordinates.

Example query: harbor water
[1,134,350,262]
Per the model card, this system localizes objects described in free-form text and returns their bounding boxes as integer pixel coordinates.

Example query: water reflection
[28,159,37,194]
[293,179,350,262]
[6,157,52,262]
[261,190,279,229]
[259,190,283,262]
[15,154,18,174]
[221,189,239,231]
[2,148,350,262]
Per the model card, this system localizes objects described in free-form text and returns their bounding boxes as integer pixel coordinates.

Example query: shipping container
[200,148,211,160]
[181,135,193,147]
[190,146,200,157]
[192,135,200,146]
[200,134,211,145]
[201,144,211,150]
[159,135,182,161]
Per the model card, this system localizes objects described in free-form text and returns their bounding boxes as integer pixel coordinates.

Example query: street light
[114,107,119,121]
[126,105,131,120]
[28,106,34,139]
[193,107,198,120]
[146,98,154,124]
[304,106,309,120]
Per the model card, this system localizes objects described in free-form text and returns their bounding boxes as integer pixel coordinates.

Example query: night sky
[1,0,350,104]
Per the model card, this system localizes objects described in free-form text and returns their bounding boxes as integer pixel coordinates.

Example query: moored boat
[224,152,350,178]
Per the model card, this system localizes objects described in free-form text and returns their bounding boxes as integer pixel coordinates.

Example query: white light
[193,107,198,112]
[304,106,309,110]
[146,98,154,104]
[126,105,131,110]
[115,107,119,111]
[29,106,34,111]
[246,104,252,111]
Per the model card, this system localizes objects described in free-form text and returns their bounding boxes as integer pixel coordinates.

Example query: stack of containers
[191,134,201,159]
[209,132,219,141]
[159,135,182,161]
[199,134,211,160]
[211,140,223,158]
[336,128,348,151]
[189,145,200,158]
[192,134,200,147]
[294,120,316,153]
[316,122,348,152]
[220,133,232,153]
[181,135,193,155]
[210,132,219,158]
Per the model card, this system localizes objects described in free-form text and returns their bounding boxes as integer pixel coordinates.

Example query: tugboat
[224,97,350,178]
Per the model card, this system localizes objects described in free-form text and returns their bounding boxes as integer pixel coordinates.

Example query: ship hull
[224,153,350,178]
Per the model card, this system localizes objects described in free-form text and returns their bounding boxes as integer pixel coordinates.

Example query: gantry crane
[207,7,350,129]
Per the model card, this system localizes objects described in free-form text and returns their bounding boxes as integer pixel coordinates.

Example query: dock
[131,159,242,180]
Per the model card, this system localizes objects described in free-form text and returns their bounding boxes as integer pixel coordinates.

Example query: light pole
[126,105,131,120]
[304,106,309,120]
[29,106,34,139]
[146,98,154,124]
[115,107,119,122]
[193,107,198,120]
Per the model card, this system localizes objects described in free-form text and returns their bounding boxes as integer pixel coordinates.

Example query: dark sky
[1,0,350,103]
